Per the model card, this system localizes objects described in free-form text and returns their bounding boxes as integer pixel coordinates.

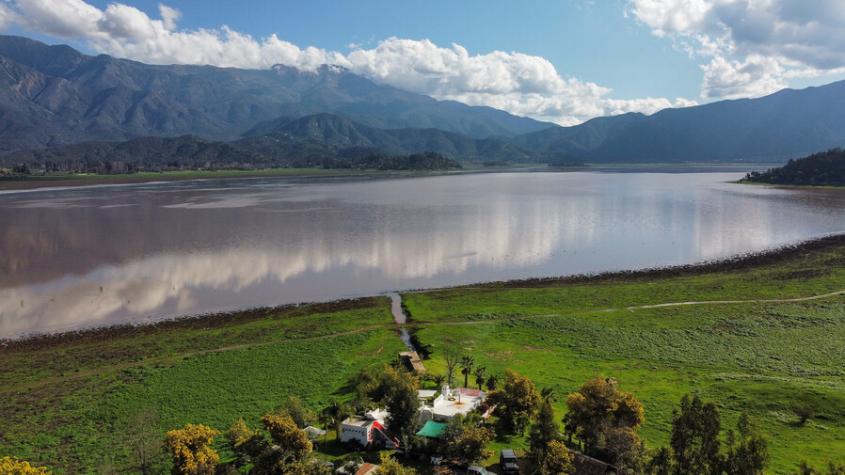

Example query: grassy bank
[2,237,845,473]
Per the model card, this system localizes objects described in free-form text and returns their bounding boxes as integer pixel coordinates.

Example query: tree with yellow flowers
[164,424,220,475]
[261,413,312,462]
[0,456,51,475]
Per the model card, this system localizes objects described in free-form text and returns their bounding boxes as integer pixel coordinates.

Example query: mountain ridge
[517,80,845,162]
[2,35,845,163]
[0,35,552,153]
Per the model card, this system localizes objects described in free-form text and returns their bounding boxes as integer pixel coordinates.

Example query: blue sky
[23,0,703,99]
[3,0,845,124]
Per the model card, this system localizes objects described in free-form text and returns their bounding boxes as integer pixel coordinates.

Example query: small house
[339,408,397,448]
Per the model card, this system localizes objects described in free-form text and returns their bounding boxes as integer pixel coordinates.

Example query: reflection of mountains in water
[0,192,579,337]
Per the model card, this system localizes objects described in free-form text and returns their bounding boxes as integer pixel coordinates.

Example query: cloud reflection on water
[2,172,844,338]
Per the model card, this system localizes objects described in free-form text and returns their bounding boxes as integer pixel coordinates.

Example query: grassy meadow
[2,237,845,473]
[403,237,845,473]
[0,299,404,473]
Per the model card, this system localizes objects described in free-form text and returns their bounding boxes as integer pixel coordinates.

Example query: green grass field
[0,299,404,473]
[2,238,845,473]
[403,239,845,473]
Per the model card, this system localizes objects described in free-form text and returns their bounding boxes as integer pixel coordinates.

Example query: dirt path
[622,288,845,310]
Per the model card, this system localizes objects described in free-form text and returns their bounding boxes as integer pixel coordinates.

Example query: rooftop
[416,420,448,439]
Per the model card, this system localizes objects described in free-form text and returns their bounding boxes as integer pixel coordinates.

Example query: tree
[278,395,316,428]
[278,459,334,475]
[226,418,265,467]
[443,416,494,465]
[540,440,575,475]
[669,394,722,475]
[488,370,541,434]
[443,346,461,387]
[126,407,164,475]
[647,447,672,475]
[474,366,486,390]
[652,395,770,475]
[605,426,646,474]
[320,399,351,441]
[529,399,560,468]
[429,373,446,389]
[795,462,845,475]
[793,406,815,426]
[380,366,421,438]
[351,365,420,438]
[374,453,417,475]
[0,457,51,474]
[563,377,645,467]
[261,413,313,463]
[486,374,499,391]
[724,414,769,475]
[460,355,475,388]
[164,424,220,475]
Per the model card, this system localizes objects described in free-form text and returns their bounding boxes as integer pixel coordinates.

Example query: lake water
[2,171,845,338]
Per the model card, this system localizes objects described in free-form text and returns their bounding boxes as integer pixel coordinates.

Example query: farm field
[2,236,845,473]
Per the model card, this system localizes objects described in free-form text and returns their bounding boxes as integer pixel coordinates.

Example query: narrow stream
[387,292,415,351]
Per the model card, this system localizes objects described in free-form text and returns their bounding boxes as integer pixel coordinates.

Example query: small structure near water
[399,350,426,374]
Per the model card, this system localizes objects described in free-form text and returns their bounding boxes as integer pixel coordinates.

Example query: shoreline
[0,168,423,192]
[5,232,845,347]
[737,178,845,190]
[0,162,770,192]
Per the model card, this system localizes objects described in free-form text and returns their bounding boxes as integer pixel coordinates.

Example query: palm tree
[474,366,486,390]
[460,355,475,388]
[444,346,460,387]
[430,373,446,389]
[320,399,349,441]
[486,374,499,391]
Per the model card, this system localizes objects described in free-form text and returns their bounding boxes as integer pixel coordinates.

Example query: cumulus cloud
[630,0,845,99]
[0,0,695,125]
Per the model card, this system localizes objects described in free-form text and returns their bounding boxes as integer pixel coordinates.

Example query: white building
[339,409,394,448]
[340,386,486,446]
[418,385,486,422]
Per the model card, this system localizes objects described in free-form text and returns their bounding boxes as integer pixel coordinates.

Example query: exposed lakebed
[3,171,845,338]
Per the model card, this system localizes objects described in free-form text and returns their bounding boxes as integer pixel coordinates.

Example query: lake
[2,171,845,338]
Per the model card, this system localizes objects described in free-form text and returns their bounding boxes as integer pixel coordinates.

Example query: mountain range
[1,35,845,165]
[0,35,548,153]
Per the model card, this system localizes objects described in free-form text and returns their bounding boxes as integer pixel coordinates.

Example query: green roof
[415,420,448,438]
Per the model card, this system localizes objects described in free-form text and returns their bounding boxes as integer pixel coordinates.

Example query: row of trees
[460,370,768,475]
[426,351,498,391]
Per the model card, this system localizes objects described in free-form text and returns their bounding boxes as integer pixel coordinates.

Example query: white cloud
[0,0,696,125]
[630,0,845,99]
